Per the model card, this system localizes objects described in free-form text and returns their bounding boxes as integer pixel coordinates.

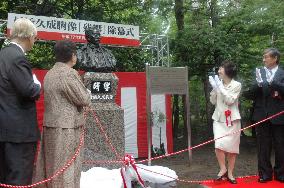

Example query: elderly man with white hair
[0,18,41,186]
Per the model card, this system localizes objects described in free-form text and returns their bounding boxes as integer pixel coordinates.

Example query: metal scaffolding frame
[140,33,170,67]
[0,19,170,67]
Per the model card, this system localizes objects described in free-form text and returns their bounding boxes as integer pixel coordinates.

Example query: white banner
[7,13,140,46]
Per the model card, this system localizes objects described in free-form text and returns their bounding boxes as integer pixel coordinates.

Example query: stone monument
[78,27,124,170]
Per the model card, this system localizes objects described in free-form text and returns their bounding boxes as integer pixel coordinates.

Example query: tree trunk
[174,0,192,159]
[203,76,213,136]
[209,0,218,27]
[76,0,84,19]
[172,95,179,139]
[174,0,184,31]
[173,0,185,137]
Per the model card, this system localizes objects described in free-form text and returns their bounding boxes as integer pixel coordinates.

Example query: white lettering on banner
[7,13,139,40]
[62,34,86,40]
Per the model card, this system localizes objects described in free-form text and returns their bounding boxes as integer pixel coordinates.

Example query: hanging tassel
[224,110,233,126]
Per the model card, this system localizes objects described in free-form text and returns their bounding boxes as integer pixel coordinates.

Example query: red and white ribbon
[120,155,146,188]
[224,110,233,126]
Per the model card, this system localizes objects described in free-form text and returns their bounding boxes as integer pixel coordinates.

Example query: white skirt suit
[210,79,242,154]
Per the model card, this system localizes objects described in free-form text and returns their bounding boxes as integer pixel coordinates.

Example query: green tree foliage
[0,0,283,128]
[1,0,283,71]
[0,0,169,70]
[171,0,284,126]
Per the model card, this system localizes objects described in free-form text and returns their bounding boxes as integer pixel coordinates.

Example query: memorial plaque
[148,66,188,94]
[146,66,191,165]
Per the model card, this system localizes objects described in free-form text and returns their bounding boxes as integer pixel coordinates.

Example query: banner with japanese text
[7,13,140,47]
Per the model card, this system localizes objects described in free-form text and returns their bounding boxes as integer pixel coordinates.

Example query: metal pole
[161,38,164,66]
[156,34,159,66]
[166,35,170,67]
[151,35,154,66]
[146,65,152,166]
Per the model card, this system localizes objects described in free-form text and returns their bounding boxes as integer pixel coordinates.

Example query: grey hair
[264,48,281,64]
[10,18,37,39]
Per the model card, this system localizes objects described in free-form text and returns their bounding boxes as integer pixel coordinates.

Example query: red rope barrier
[137,110,284,163]
[81,110,284,185]
[1,109,283,187]
[120,155,146,188]
[0,128,85,188]
[83,160,123,165]
[81,107,124,166]
[88,109,121,160]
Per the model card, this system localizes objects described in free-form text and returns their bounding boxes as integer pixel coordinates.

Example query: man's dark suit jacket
[244,67,284,125]
[0,43,41,142]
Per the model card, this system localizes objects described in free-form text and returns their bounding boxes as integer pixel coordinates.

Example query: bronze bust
[77,27,116,72]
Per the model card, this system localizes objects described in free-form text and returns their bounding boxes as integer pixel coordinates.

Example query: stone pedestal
[82,72,124,171]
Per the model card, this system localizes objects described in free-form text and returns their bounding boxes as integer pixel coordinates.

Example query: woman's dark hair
[54,40,77,63]
[221,60,237,79]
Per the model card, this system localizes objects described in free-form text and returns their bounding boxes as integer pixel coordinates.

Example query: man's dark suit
[0,44,41,185]
[244,67,284,181]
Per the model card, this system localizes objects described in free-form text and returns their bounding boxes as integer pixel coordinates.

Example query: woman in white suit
[209,60,241,184]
